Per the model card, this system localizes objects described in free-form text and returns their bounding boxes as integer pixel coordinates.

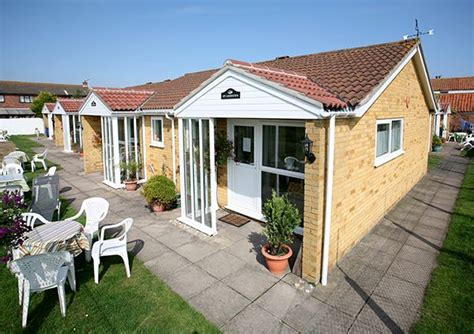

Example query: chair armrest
[64,207,83,222]
[99,221,125,241]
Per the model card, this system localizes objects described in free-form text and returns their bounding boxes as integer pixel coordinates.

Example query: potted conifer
[261,191,300,274]
[121,161,140,191]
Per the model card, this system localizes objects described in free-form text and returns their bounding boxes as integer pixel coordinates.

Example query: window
[150,117,164,147]
[375,119,404,166]
[0,95,4,103]
[19,95,34,103]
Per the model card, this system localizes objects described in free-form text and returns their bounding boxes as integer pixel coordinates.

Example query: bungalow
[51,98,85,153]
[41,102,56,139]
[431,76,474,132]
[79,39,437,284]
[78,88,154,188]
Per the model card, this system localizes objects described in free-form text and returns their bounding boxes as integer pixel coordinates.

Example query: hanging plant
[215,132,234,166]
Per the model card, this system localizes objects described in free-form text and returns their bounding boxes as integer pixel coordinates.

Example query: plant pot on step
[124,180,138,191]
[262,244,293,274]
[151,202,166,213]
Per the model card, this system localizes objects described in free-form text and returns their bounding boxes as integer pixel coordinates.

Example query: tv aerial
[403,19,434,40]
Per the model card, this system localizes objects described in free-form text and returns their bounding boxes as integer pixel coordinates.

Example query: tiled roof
[439,93,474,113]
[93,88,154,111]
[228,60,347,109]
[431,76,474,91]
[130,70,218,110]
[57,98,85,113]
[0,108,34,116]
[131,39,418,110]
[0,80,87,96]
[259,39,419,107]
[45,102,55,112]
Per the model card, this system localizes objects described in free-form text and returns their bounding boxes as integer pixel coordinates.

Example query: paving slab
[143,251,191,279]
[196,250,247,280]
[223,265,279,301]
[165,265,218,300]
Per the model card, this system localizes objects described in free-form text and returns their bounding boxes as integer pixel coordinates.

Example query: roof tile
[439,93,474,113]
[93,88,154,111]
[57,98,85,113]
[431,77,474,91]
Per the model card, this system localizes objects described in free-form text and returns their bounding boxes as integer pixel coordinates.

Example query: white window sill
[374,149,405,167]
[150,142,164,148]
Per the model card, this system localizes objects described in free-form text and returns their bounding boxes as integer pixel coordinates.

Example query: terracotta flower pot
[151,202,165,212]
[80,152,84,158]
[124,180,138,191]
[261,244,293,274]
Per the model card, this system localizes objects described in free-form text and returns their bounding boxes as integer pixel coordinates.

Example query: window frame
[0,95,4,103]
[19,95,33,103]
[374,118,404,167]
[150,116,165,147]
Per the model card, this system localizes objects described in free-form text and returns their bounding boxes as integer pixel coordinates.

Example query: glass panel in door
[234,126,254,164]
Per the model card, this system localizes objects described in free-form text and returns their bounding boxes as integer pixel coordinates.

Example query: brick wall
[0,95,33,109]
[82,116,103,173]
[143,116,180,188]
[302,59,431,281]
[54,115,63,147]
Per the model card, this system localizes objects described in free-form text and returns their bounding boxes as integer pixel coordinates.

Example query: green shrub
[120,161,140,181]
[215,132,234,166]
[262,191,300,256]
[432,135,442,147]
[143,175,176,207]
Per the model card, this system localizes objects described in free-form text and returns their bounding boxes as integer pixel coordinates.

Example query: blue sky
[0,0,473,87]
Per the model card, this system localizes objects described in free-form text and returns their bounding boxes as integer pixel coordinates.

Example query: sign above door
[221,88,240,99]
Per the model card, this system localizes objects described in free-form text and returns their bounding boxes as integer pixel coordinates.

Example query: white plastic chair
[9,251,76,328]
[21,212,52,228]
[3,163,23,176]
[92,218,133,284]
[45,166,56,176]
[65,197,109,262]
[31,149,48,172]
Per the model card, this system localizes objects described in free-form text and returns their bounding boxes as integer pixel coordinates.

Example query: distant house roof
[93,88,154,111]
[131,39,419,111]
[431,76,474,91]
[439,93,474,113]
[57,98,85,113]
[45,103,55,112]
[130,70,218,110]
[0,108,35,116]
[0,80,87,96]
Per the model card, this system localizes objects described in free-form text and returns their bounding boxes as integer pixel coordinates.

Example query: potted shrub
[432,135,442,152]
[143,175,176,212]
[261,191,300,274]
[121,161,140,191]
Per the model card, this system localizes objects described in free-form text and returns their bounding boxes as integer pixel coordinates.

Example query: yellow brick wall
[42,115,48,128]
[82,116,103,173]
[54,115,63,147]
[143,116,180,188]
[216,118,228,207]
[302,59,430,281]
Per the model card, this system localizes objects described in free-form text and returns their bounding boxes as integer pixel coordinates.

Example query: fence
[0,118,45,135]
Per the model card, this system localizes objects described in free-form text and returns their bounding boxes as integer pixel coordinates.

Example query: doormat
[219,213,250,227]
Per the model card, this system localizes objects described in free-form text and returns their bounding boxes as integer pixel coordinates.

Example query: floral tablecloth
[19,220,90,257]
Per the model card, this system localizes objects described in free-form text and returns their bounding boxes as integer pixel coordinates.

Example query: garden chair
[2,163,23,176]
[31,175,61,221]
[21,212,52,228]
[92,218,133,284]
[65,197,109,262]
[45,166,56,176]
[31,149,48,172]
[9,251,76,328]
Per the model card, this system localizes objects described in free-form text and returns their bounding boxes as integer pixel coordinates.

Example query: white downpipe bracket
[321,114,336,286]
[165,112,177,185]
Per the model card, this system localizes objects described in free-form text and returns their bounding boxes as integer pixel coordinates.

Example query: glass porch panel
[136,117,144,180]
[261,171,304,226]
[192,119,202,223]
[262,125,276,168]
[277,126,305,173]
[183,120,192,219]
[202,120,212,228]
[234,126,254,164]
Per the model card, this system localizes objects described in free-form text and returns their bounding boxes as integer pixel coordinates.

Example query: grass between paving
[413,158,474,333]
[1,136,220,333]
[427,154,442,171]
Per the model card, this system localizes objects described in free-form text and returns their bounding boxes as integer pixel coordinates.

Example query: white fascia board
[175,67,327,119]
[140,109,173,116]
[413,44,437,111]
[353,47,418,117]
[41,105,50,114]
[51,102,66,115]
[78,91,112,116]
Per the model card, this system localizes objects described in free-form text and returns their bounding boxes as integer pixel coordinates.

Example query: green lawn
[427,154,442,171]
[1,136,220,333]
[413,159,474,333]
[9,135,59,175]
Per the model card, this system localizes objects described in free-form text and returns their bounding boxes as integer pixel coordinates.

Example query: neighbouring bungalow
[431,76,474,132]
[41,102,56,139]
[78,88,154,188]
[51,98,85,153]
[79,39,436,284]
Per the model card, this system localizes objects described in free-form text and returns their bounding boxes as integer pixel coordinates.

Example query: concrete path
[34,138,469,333]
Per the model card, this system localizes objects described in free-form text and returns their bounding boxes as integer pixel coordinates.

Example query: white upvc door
[62,115,72,152]
[227,120,262,220]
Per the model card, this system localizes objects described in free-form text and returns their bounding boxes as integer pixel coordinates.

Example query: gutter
[165,112,177,185]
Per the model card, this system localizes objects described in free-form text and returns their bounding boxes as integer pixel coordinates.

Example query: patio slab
[37,139,469,332]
